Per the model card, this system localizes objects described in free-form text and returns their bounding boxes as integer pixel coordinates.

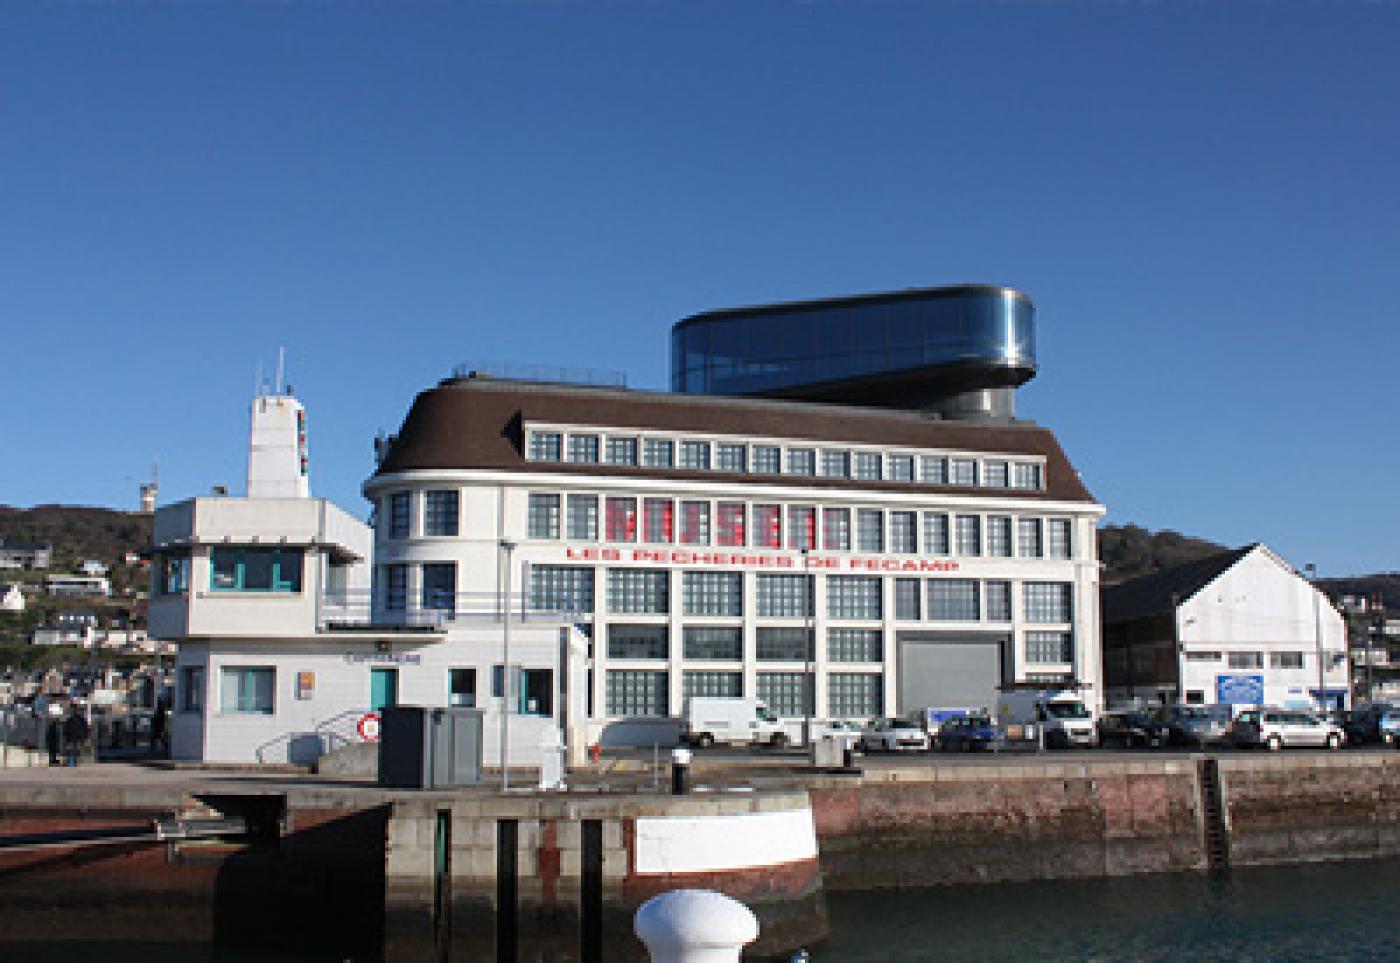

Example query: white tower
[139,460,159,514]
[247,351,310,499]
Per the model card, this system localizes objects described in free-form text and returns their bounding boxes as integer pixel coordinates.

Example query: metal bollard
[634,889,759,963]
[670,747,691,795]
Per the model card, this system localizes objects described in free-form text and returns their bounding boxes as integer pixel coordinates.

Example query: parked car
[938,714,1001,752]
[1374,707,1400,746]
[1341,705,1393,745]
[1153,704,1233,747]
[1232,709,1345,751]
[858,718,930,753]
[1096,710,1170,749]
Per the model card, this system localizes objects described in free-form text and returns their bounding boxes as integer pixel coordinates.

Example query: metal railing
[448,361,627,389]
[318,590,588,631]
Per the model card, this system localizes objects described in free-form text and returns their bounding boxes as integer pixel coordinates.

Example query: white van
[996,689,1096,748]
[682,697,788,748]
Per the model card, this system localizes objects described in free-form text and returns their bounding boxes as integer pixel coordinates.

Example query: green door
[370,668,399,713]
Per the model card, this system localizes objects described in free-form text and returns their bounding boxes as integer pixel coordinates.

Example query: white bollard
[634,888,759,963]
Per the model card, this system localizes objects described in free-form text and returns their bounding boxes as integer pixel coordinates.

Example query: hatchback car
[1232,709,1345,751]
[1096,710,1170,749]
[1153,704,1234,747]
[938,715,1001,752]
[857,718,930,753]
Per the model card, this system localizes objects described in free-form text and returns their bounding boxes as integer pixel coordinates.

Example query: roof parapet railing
[448,361,627,389]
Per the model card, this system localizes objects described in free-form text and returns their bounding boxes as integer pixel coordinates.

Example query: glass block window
[528,493,561,539]
[528,565,594,614]
[828,673,882,718]
[757,627,813,661]
[385,563,407,612]
[955,515,982,556]
[757,672,813,717]
[683,626,742,660]
[606,670,668,717]
[822,508,851,551]
[606,436,638,466]
[756,574,813,618]
[683,671,742,699]
[856,509,883,553]
[605,496,638,542]
[716,502,746,547]
[754,504,783,548]
[643,438,674,468]
[568,434,600,464]
[680,501,710,545]
[982,460,1009,488]
[679,440,711,470]
[828,576,882,620]
[1013,462,1043,490]
[607,624,668,660]
[787,506,816,550]
[895,578,921,620]
[821,449,851,478]
[388,492,411,539]
[716,443,747,473]
[607,568,670,615]
[853,451,882,481]
[1023,582,1073,623]
[889,511,917,553]
[421,562,456,613]
[829,628,882,663]
[528,431,562,462]
[567,494,598,540]
[424,490,459,536]
[1048,519,1072,560]
[683,571,742,616]
[929,580,980,621]
[986,516,1013,558]
[786,448,816,476]
[950,458,977,486]
[923,513,950,555]
[920,456,948,485]
[752,445,781,474]
[643,498,674,544]
[1025,631,1072,664]
[1017,518,1043,558]
[985,580,1012,622]
[886,454,915,482]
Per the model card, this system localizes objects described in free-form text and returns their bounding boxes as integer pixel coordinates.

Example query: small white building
[1103,544,1348,711]
[43,574,111,597]
[0,584,23,613]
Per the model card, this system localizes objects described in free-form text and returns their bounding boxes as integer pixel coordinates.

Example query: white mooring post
[634,889,759,963]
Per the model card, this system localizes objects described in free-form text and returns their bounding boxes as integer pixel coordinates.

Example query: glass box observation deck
[671,285,1036,419]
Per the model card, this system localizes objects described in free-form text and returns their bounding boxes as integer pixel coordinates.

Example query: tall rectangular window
[683,571,742,616]
[388,492,411,539]
[1013,462,1043,490]
[754,504,783,548]
[1048,519,1072,560]
[606,436,639,466]
[757,627,813,661]
[568,434,600,464]
[950,459,977,486]
[756,574,812,618]
[606,568,670,615]
[752,445,781,474]
[821,449,851,478]
[787,506,816,550]
[1025,632,1072,664]
[923,513,950,555]
[828,576,882,620]
[716,503,746,547]
[528,431,562,462]
[1017,518,1044,558]
[853,452,882,481]
[643,498,674,544]
[158,551,191,596]
[683,626,742,660]
[756,673,812,716]
[822,507,851,552]
[221,667,274,715]
[982,461,1009,488]
[928,580,980,621]
[680,501,710,545]
[421,563,456,614]
[829,628,882,663]
[1023,582,1072,623]
[528,565,594,614]
[986,516,1013,557]
[895,578,921,620]
[985,580,1012,622]
[716,443,747,473]
[889,511,917,553]
[642,438,674,468]
[955,515,982,556]
[920,456,948,485]
[607,624,668,659]
[605,496,638,542]
[886,454,915,482]
[180,665,204,713]
[679,440,711,470]
[385,563,407,611]
[528,493,561,539]
[786,448,816,476]
[683,670,743,699]
[606,670,668,717]
[567,494,598,540]
[856,509,883,553]
[828,673,881,718]
[424,490,459,536]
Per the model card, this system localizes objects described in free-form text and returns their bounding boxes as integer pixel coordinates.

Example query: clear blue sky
[2,2,1396,578]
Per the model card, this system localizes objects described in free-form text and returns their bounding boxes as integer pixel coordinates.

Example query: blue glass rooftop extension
[672,285,1036,418]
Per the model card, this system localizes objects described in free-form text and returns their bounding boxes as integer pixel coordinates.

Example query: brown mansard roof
[373,377,1099,505]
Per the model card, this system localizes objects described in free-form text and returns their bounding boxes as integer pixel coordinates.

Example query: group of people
[43,702,168,766]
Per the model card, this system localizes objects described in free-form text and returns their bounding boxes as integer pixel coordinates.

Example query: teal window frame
[220,666,275,715]
[209,547,304,593]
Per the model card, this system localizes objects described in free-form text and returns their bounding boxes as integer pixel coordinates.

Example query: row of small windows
[527,493,1073,559]
[527,428,1044,491]
[605,669,880,718]
[606,624,881,663]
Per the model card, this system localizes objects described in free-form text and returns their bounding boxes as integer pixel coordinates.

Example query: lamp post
[1305,563,1326,714]
[500,538,518,791]
[802,548,813,750]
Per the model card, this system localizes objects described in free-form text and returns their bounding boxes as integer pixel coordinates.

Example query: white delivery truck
[996,689,1097,749]
[682,697,788,748]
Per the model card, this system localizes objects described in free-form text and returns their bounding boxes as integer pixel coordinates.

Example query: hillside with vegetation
[1097,524,1229,584]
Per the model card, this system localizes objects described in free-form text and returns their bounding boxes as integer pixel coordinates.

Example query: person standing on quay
[63,707,89,767]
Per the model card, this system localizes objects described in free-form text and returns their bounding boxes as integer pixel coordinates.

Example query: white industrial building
[1102,544,1348,711]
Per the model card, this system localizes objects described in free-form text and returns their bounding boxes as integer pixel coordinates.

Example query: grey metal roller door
[898,633,1006,713]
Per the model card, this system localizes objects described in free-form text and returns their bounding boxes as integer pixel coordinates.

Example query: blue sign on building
[1217,674,1265,705]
